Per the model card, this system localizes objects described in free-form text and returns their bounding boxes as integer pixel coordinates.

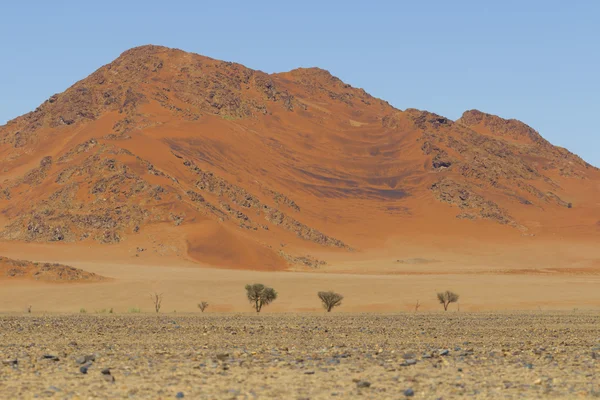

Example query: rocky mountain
[0,45,598,270]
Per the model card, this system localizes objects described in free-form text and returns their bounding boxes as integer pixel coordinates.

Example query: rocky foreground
[0,313,599,399]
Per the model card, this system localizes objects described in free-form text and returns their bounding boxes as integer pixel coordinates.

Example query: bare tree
[414,300,421,313]
[437,290,459,311]
[27,305,32,314]
[318,291,343,312]
[198,301,209,313]
[245,284,277,313]
[150,292,163,313]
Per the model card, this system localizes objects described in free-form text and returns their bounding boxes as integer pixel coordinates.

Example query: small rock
[440,349,450,356]
[80,365,89,374]
[76,355,95,365]
[101,368,115,382]
[2,359,17,367]
[404,388,415,397]
[304,370,315,375]
[176,392,185,399]
[401,359,417,366]
[356,380,371,388]
[42,354,59,361]
[216,353,229,361]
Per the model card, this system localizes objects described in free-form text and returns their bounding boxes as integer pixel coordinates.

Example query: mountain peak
[457,109,546,145]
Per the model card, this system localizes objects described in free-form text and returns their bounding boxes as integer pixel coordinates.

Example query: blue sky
[1,0,598,166]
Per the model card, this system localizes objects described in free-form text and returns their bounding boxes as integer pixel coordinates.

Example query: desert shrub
[150,292,163,313]
[198,301,209,313]
[437,290,459,311]
[245,283,277,313]
[128,307,141,313]
[317,291,343,312]
[79,308,87,314]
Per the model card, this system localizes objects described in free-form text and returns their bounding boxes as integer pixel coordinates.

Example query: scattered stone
[2,359,18,367]
[440,349,450,356]
[101,368,115,383]
[175,392,185,399]
[404,388,415,397]
[401,359,417,366]
[76,355,95,365]
[41,354,59,361]
[0,313,597,397]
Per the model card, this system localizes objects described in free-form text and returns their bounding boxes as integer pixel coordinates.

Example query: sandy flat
[0,237,598,314]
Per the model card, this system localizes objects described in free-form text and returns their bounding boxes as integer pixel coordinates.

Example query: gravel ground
[1,312,599,399]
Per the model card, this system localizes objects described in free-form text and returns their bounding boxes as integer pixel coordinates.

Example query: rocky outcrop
[406,109,453,130]
[431,179,513,225]
[457,110,546,145]
[278,251,327,268]
[418,121,580,213]
[183,159,348,248]
[1,256,107,282]
[0,144,182,244]
[421,141,454,170]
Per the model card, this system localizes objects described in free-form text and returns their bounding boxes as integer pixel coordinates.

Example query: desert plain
[1,312,600,399]
[1,238,600,399]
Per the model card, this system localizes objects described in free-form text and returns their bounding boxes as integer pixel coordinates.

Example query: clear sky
[1,0,598,166]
